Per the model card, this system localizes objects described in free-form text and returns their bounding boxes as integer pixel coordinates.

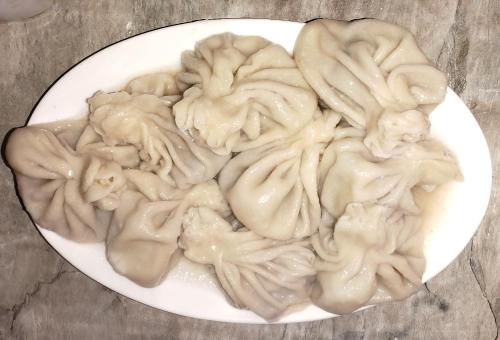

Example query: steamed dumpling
[175,33,268,92]
[106,189,183,287]
[319,137,462,218]
[311,202,425,314]
[218,111,341,240]
[294,19,447,157]
[179,206,316,320]
[364,109,431,157]
[76,124,141,168]
[6,124,124,242]
[88,91,230,188]
[125,72,179,97]
[173,33,318,155]
[106,179,230,287]
[81,156,126,210]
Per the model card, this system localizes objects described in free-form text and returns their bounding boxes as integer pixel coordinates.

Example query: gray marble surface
[0,0,498,339]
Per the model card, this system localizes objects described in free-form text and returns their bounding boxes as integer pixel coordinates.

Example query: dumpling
[173,33,318,155]
[88,91,230,188]
[175,33,268,92]
[124,72,179,97]
[218,111,341,240]
[76,124,141,168]
[6,124,124,242]
[32,119,89,148]
[319,137,462,218]
[81,156,126,211]
[311,202,425,314]
[106,190,182,287]
[106,179,230,287]
[294,19,447,157]
[179,206,316,320]
[364,109,431,157]
[123,168,181,201]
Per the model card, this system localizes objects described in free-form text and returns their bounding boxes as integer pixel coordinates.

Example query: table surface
[1,0,499,339]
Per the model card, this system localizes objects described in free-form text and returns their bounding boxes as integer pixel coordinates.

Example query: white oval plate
[26,19,491,323]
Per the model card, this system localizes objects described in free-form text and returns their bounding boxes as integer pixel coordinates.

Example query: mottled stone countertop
[0,0,498,339]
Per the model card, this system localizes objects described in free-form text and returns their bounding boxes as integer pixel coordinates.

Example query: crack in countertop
[7,262,72,334]
[470,239,499,340]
